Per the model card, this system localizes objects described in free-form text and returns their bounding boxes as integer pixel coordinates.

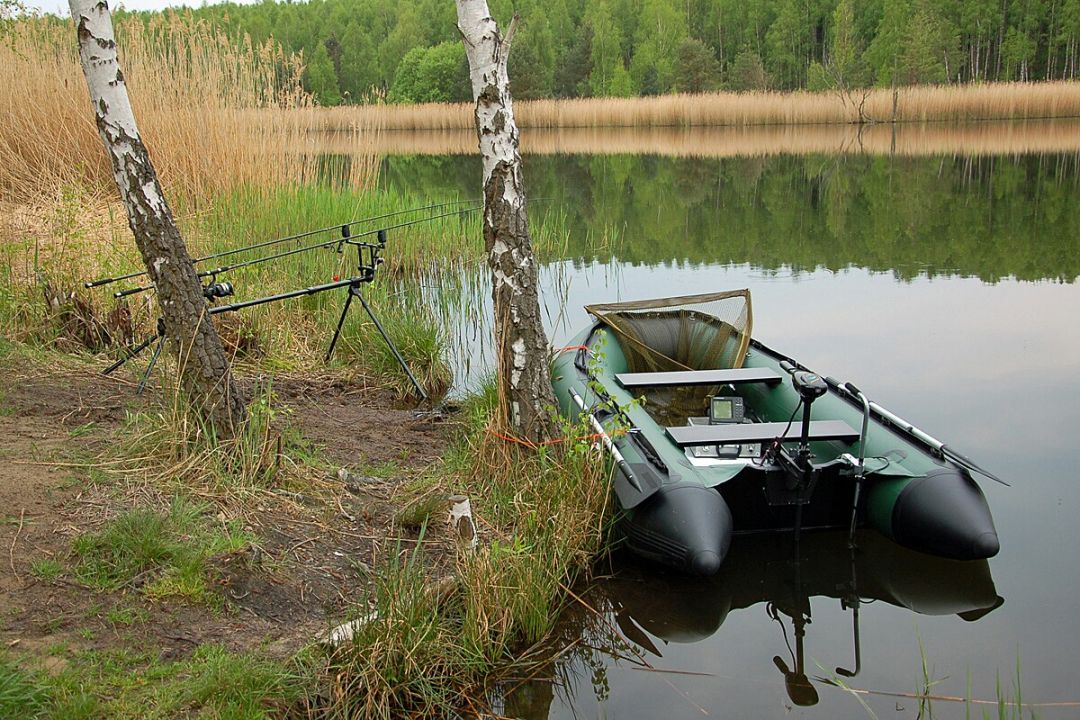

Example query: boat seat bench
[667,420,859,447]
[616,368,783,388]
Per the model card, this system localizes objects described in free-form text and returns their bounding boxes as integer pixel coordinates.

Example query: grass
[29,558,64,581]
[72,496,249,606]
[0,653,49,719]
[1,643,307,720]
[322,382,614,717]
[318,81,1080,131]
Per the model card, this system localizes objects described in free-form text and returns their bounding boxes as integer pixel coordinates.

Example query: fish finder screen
[711,397,732,419]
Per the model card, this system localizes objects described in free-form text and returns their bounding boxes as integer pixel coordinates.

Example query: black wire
[754,398,804,466]
[778,399,803,440]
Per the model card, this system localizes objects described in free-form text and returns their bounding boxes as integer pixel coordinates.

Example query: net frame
[585,289,754,374]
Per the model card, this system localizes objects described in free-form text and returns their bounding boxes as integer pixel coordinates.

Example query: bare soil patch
[0,358,454,670]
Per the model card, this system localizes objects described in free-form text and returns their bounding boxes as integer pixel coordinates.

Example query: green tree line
[122,0,1080,105]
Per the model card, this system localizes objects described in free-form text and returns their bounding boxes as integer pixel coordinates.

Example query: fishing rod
[84,198,481,290]
[98,227,429,400]
[110,206,481,299]
[821,375,1010,487]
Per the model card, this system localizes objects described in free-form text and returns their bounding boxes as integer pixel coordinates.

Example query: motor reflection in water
[498,530,1002,717]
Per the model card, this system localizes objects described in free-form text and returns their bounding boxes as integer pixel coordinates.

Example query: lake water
[379,132,1080,719]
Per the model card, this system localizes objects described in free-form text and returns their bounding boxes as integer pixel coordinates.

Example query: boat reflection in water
[500,530,1002,717]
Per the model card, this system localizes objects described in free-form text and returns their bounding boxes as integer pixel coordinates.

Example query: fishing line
[85,198,482,289]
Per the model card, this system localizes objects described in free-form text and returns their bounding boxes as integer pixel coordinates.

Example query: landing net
[586,290,752,373]
[585,290,753,422]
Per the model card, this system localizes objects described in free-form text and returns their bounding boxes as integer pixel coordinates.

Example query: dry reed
[327,81,1080,131]
[0,13,380,207]
[320,119,1080,158]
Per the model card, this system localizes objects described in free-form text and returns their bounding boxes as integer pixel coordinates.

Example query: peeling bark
[69,0,245,432]
[456,0,556,443]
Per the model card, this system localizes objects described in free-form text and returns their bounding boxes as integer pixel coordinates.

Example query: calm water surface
[383,147,1080,719]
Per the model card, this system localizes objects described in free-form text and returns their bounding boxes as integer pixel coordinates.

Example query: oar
[824,377,1010,487]
[569,387,642,492]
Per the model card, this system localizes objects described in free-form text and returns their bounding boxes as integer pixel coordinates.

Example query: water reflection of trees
[382,152,1080,283]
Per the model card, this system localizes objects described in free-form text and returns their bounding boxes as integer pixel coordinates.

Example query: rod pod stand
[102,317,166,394]
[325,282,428,403]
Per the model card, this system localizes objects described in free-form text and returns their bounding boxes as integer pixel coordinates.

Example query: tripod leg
[356,290,428,402]
[136,335,166,395]
[103,333,157,376]
[325,285,356,362]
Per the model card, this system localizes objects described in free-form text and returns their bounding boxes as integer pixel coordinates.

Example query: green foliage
[29,558,64,581]
[6,644,304,719]
[728,49,769,91]
[72,497,249,605]
[304,42,341,106]
[587,0,627,97]
[0,653,48,719]
[510,14,557,99]
[675,37,722,92]
[100,0,1080,101]
[329,397,613,718]
[388,42,470,103]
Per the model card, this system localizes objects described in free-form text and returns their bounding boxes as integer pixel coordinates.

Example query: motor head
[791,370,827,402]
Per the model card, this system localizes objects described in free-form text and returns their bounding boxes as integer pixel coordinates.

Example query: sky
[29,0,253,17]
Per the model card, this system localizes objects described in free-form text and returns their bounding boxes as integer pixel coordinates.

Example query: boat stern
[621,484,734,575]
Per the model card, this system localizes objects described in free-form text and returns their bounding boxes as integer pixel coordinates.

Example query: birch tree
[70,0,246,431]
[455,0,557,443]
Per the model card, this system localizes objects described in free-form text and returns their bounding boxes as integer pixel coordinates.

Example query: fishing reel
[202,281,234,300]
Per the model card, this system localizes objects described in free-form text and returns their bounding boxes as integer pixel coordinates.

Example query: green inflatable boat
[551,290,1003,575]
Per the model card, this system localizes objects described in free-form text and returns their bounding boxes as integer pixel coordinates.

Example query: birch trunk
[70,0,245,431]
[455,0,556,443]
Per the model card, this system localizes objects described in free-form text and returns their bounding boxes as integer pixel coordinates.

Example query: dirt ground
[0,359,455,670]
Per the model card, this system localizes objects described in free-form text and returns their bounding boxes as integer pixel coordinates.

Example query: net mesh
[585,290,753,422]
[586,290,753,373]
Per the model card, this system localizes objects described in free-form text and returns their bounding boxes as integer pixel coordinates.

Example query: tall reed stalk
[0,12,381,207]
[325,81,1080,131]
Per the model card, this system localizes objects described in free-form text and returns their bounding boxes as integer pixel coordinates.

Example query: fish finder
[708,395,745,424]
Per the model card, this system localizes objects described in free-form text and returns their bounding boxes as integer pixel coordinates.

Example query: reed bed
[0,13,380,207]
[327,81,1080,131]
[315,119,1080,158]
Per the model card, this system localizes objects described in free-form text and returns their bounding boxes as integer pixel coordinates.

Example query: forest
[112,0,1080,106]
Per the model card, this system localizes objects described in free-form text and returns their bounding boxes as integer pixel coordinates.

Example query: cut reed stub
[319,611,379,647]
[447,494,478,551]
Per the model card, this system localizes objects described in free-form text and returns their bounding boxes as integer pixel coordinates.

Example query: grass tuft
[0,653,49,719]
[324,390,613,717]
[72,496,248,605]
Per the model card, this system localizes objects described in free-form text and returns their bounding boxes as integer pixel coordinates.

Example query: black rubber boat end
[690,549,723,576]
[622,485,733,576]
[891,468,1000,561]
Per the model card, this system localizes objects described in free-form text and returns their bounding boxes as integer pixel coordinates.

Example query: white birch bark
[70,0,245,430]
[456,0,556,442]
